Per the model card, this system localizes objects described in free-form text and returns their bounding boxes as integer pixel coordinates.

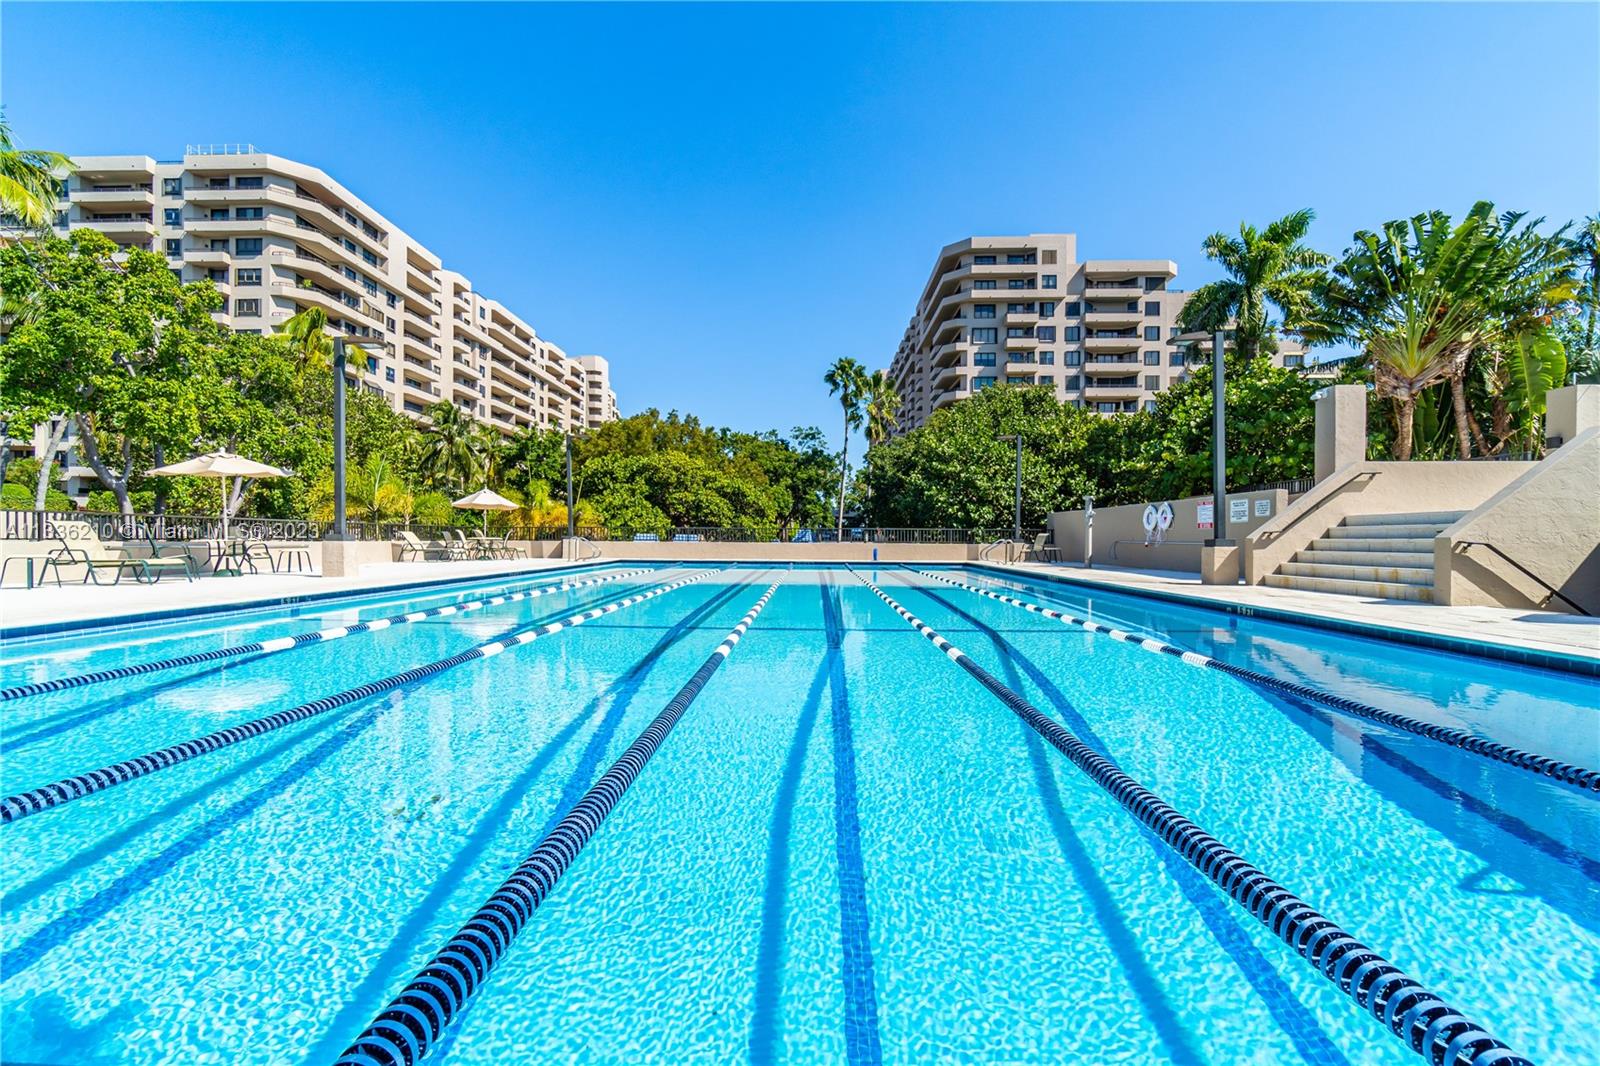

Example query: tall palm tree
[418,401,483,493]
[278,306,334,377]
[862,370,902,448]
[0,114,72,231]
[824,356,867,536]
[1571,215,1600,376]
[1177,209,1332,360]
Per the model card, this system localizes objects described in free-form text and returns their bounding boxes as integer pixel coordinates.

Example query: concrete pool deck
[1,554,1594,666]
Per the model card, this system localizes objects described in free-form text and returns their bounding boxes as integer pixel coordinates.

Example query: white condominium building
[885,233,1302,434]
[35,145,619,435]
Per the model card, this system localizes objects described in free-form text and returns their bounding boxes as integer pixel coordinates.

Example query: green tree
[862,369,901,448]
[0,113,72,230]
[1176,209,1331,359]
[417,401,482,494]
[824,356,868,534]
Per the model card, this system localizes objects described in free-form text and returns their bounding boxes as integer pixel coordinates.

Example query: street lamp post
[331,337,348,540]
[997,434,1022,543]
[565,433,575,539]
[1170,328,1230,545]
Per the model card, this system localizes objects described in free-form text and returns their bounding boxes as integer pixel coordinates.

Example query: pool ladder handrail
[979,537,1025,562]
[570,534,603,560]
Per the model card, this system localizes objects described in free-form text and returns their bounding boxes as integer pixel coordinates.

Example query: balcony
[1083,356,1143,374]
[1083,309,1143,327]
[1003,332,1038,349]
[1084,332,1141,353]
[182,247,231,267]
[1005,310,1039,325]
[930,341,969,369]
[73,187,155,210]
[1082,282,1144,301]
[1082,379,1144,398]
[934,361,967,388]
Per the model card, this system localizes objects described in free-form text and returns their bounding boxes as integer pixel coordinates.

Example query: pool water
[1,563,1595,1065]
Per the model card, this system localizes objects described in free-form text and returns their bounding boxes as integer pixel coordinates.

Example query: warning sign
[1196,499,1213,529]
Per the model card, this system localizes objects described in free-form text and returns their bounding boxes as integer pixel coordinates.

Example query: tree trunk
[835,413,849,537]
[0,421,10,487]
[1447,372,1476,459]
[73,416,134,515]
[33,418,69,511]
[151,443,169,514]
[1394,397,1415,461]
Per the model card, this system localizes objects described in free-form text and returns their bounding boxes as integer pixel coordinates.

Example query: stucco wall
[1435,428,1600,613]
[1050,490,1288,573]
[1242,461,1534,584]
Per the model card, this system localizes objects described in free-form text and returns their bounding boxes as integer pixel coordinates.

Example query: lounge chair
[396,530,435,561]
[448,530,483,560]
[1025,532,1059,563]
[41,520,192,585]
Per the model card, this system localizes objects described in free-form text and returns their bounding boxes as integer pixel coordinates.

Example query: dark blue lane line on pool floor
[2,700,389,980]
[748,652,827,1064]
[301,582,744,1066]
[819,576,886,1066]
[909,582,1350,1066]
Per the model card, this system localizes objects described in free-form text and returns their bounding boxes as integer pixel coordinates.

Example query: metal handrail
[570,535,602,561]
[1454,540,1592,616]
[979,537,1023,562]
[1255,470,1380,542]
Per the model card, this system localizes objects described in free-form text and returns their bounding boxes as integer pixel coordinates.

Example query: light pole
[331,337,348,540]
[1171,328,1230,545]
[997,434,1022,543]
[564,433,575,539]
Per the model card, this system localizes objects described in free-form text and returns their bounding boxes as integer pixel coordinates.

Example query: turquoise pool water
[1,563,1595,1065]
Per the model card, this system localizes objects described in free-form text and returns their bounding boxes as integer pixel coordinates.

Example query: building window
[974,255,996,265]
[1144,326,1161,341]
[1007,375,1029,385]
[973,304,996,319]
[973,352,996,367]
[1006,252,1036,264]
[1042,250,1057,265]
[1036,326,1056,342]
[235,299,261,316]
[236,206,264,220]
[1066,375,1082,390]
[1284,354,1305,368]
[1009,352,1035,363]
[1006,303,1032,314]
[385,367,396,383]
[1038,351,1055,365]
[1007,278,1034,290]
[210,208,229,220]
[1065,326,1081,341]
[1145,301,1160,316]
[1144,277,1164,292]
[1006,327,1033,338]
[1170,352,1185,366]
[162,178,182,197]
[1042,274,1057,289]
[236,268,261,285]
[974,375,997,390]
[1065,351,1083,367]
[164,239,182,257]
[1144,351,1161,365]
[973,279,996,290]
[1038,301,1055,318]
[1039,374,1054,385]
[1170,326,1182,339]
[1097,402,1119,413]
[1065,302,1081,316]
[163,208,182,226]
[971,328,997,343]
[236,176,264,189]
[235,237,262,256]
[1144,400,1158,412]
[208,268,226,281]
[1145,375,1160,391]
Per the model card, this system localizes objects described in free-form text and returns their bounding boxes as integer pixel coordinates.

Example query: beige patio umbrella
[147,449,291,538]
[452,487,518,533]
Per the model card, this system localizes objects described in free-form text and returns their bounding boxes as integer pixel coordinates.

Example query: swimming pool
[1,562,1595,1065]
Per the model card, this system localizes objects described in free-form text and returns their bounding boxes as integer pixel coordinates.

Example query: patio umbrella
[452,487,518,534]
[147,449,291,538]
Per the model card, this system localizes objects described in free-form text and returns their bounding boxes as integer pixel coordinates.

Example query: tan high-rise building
[28,145,620,435]
[885,233,1302,435]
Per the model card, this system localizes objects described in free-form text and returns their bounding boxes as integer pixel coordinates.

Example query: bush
[1,483,73,511]
[4,457,41,487]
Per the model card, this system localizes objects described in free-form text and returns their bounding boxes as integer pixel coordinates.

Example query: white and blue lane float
[0,568,727,825]
[335,578,783,1066]
[851,567,1530,1066]
[0,566,661,703]
[915,567,1599,792]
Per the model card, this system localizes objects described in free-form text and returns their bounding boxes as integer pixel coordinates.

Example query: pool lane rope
[334,579,782,1066]
[0,567,657,704]
[0,569,725,826]
[918,568,1599,793]
[851,569,1530,1066]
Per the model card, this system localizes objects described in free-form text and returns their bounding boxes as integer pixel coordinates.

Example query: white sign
[1229,498,1249,523]
[1254,498,1272,518]
[1196,499,1214,530]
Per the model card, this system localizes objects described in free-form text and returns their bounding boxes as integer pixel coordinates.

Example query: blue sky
[4,2,1596,439]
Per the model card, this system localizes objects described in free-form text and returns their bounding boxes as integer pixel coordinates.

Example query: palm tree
[418,401,483,493]
[0,114,72,231]
[1176,209,1332,360]
[278,306,334,376]
[824,357,867,536]
[1314,206,1517,460]
[1569,215,1600,378]
[862,370,902,448]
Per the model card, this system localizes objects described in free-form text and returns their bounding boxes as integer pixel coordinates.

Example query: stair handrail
[1453,539,1592,616]
[1254,469,1380,542]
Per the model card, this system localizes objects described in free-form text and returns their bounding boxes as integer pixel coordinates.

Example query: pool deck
[1,555,1595,666]
[990,560,1599,664]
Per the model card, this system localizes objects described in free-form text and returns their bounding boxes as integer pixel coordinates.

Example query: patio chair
[449,530,483,560]
[468,531,509,559]
[1025,532,1059,563]
[40,520,190,586]
[497,534,527,559]
[396,531,434,561]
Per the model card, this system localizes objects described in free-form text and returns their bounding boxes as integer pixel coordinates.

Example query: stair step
[1264,573,1435,603]
[1327,523,1450,539]
[1340,510,1469,528]
[1280,562,1435,585]
[1309,536,1436,553]
[1293,549,1434,568]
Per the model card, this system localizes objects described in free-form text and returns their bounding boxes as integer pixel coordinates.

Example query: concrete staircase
[1263,511,1468,602]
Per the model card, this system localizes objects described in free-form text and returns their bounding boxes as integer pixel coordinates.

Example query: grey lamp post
[1171,328,1230,545]
[331,337,348,540]
[997,434,1022,542]
[565,433,575,539]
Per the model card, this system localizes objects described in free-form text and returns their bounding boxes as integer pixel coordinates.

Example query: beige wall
[1434,429,1600,613]
[1243,461,1534,584]
[584,541,980,563]
[1050,489,1289,573]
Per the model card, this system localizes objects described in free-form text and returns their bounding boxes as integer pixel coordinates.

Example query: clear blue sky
[4,2,1596,439]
